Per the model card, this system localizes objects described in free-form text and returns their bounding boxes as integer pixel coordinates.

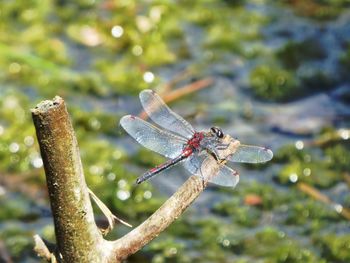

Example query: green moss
[192,218,230,261]
[276,39,326,70]
[203,11,266,56]
[249,65,300,101]
[285,200,340,226]
[0,91,40,173]
[238,182,294,210]
[284,0,350,20]
[277,160,341,188]
[0,198,32,220]
[234,206,262,227]
[0,227,33,260]
[1,1,349,262]
[273,144,306,163]
[72,109,121,136]
[325,144,350,172]
[167,218,198,239]
[315,234,350,262]
[147,237,189,263]
[242,227,322,262]
[212,198,261,227]
[204,24,242,52]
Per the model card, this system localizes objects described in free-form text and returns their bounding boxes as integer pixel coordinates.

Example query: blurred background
[0,0,350,262]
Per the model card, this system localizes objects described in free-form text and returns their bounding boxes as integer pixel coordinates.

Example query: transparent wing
[120,115,187,159]
[229,144,273,163]
[140,89,195,139]
[210,165,239,188]
[183,153,204,175]
[183,154,239,187]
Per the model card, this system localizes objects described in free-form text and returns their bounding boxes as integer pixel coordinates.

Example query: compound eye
[216,128,224,138]
[211,127,224,138]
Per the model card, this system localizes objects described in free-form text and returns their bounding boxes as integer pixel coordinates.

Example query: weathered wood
[109,175,205,261]
[32,97,105,262]
[31,96,239,263]
[109,135,238,261]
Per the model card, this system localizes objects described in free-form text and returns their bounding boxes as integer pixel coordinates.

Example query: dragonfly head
[210,126,224,138]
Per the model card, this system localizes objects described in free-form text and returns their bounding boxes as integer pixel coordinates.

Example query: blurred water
[1,1,350,262]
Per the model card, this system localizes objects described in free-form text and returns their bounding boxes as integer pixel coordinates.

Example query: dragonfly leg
[215,143,230,150]
[198,165,206,188]
[206,144,225,161]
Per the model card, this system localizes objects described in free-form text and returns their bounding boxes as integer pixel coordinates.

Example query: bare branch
[33,235,56,262]
[162,77,214,103]
[31,97,105,262]
[109,135,238,261]
[31,96,239,262]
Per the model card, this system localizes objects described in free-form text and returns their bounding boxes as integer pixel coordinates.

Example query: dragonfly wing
[229,144,273,163]
[183,153,203,175]
[183,154,239,187]
[209,165,239,187]
[140,89,195,139]
[120,115,187,159]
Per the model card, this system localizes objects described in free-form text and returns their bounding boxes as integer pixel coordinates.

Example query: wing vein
[120,115,187,158]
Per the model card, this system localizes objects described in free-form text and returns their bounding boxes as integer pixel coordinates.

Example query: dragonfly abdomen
[136,148,192,184]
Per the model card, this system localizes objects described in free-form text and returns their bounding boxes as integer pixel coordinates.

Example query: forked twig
[88,188,132,234]
[31,96,237,262]
[33,235,57,263]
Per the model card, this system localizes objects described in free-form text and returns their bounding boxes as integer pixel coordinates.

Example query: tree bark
[32,96,239,263]
[32,97,106,262]
[108,135,239,261]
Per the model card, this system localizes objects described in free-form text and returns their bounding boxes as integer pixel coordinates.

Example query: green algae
[283,0,350,21]
[250,64,300,101]
[285,200,341,226]
[314,233,350,262]
[0,1,349,262]
[276,39,326,70]
[0,226,34,261]
[277,160,341,188]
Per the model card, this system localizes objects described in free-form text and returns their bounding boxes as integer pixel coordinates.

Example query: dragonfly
[120,89,273,187]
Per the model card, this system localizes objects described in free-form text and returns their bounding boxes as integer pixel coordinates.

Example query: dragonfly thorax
[187,132,205,151]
